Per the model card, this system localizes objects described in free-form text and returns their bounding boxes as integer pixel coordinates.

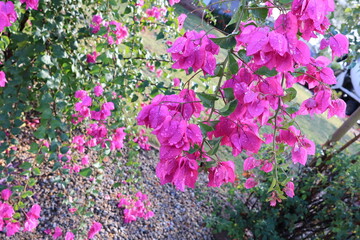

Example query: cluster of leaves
[0,0,183,237]
[205,148,359,240]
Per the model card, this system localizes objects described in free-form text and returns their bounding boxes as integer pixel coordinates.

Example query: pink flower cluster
[137,89,204,190]
[133,129,151,151]
[145,6,167,22]
[19,0,39,10]
[138,89,237,190]
[269,182,295,207]
[44,221,101,239]
[276,126,315,166]
[236,17,311,73]
[208,161,236,187]
[64,86,126,173]
[90,15,128,45]
[320,34,349,59]
[0,193,41,237]
[0,1,17,32]
[291,0,334,40]
[86,51,99,63]
[169,0,181,6]
[117,192,154,223]
[168,30,220,75]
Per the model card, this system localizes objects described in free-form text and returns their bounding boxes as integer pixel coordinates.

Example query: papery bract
[88,222,102,239]
[0,71,7,87]
[283,181,295,198]
[65,232,75,240]
[1,189,11,201]
[329,34,349,59]
[5,221,20,236]
[208,161,236,187]
[244,178,258,189]
[53,226,62,239]
[23,218,39,232]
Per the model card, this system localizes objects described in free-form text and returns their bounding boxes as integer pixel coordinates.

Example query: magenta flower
[168,30,219,75]
[177,13,187,30]
[0,202,15,219]
[86,51,99,63]
[208,161,236,187]
[260,161,273,173]
[88,222,102,239]
[173,78,180,87]
[19,0,39,10]
[81,155,90,165]
[53,226,63,239]
[5,221,20,236]
[0,71,8,87]
[169,0,180,6]
[156,69,163,77]
[23,218,39,232]
[94,85,104,97]
[244,178,258,189]
[135,0,144,7]
[65,232,75,240]
[1,189,12,201]
[27,204,41,219]
[283,181,295,198]
[68,208,77,214]
[243,157,261,171]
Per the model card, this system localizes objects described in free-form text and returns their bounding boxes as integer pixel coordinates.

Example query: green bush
[206,150,359,240]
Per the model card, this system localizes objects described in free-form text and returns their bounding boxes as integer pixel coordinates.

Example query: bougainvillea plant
[138,0,349,205]
[0,0,352,238]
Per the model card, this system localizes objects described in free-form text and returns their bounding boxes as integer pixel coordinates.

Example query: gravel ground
[1,144,222,240]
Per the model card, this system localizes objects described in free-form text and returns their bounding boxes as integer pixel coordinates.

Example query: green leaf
[251,8,269,21]
[268,178,277,192]
[255,66,278,77]
[214,65,224,77]
[219,100,238,116]
[10,128,21,135]
[40,55,53,65]
[60,146,69,154]
[228,54,239,75]
[28,142,39,154]
[13,213,21,219]
[227,5,242,27]
[196,92,218,108]
[41,108,53,120]
[12,185,24,192]
[95,26,107,36]
[79,168,93,177]
[21,191,34,199]
[38,70,51,79]
[28,178,37,186]
[96,43,107,52]
[286,104,299,114]
[207,140,220,156]
[156,32,165,40]
[112,182,121,188]
[223,88,235,101]
[36,154,45,164]
[210,36,237,50]
[199,122,215,136]
[34,126,46,139]
[283,88,297,102]
[238,49,252,63]
[278,0,293,3]
[33,167,41,176]
[20,162,32,170]
[52,162,62,171]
